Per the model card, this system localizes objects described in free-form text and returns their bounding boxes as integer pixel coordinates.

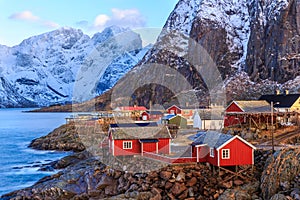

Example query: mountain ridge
[0,26,150,108]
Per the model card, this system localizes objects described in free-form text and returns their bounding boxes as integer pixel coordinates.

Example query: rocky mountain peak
[91,25,131,45]
[119,0,300,109]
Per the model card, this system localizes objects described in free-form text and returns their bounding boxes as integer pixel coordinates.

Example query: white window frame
[210,148,214,157]
[123,141,132,149]
[222,149,230,159]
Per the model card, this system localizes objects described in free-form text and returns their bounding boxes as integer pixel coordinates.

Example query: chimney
[285,90,289,95]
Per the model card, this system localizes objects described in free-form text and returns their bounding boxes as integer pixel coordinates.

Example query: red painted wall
[143,143,157,153]
[158,138,170,154]
[226,102,243,112]
[168,106,181,115]
[206,148,218,166]
[111,138,171,156]
[218,138,253,166]
[192,146,209,162]
[113,140,141,156]
[224,116,245,127]
[224,102,244,127]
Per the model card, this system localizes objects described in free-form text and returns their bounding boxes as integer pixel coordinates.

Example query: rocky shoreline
[1,124,300,200]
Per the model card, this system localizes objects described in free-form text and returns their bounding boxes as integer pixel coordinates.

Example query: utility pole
[271,101,279,153]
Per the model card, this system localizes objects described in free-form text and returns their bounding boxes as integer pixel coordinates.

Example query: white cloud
[9,10,59,28]
[9,11,39,22]
[93,8,146,30]
[94,14,110,27]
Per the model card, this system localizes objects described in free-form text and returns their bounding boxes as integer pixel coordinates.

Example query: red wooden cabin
[108,122,172,156]
[167,105,182,115]
[191,131,256,166]
[224,100,271,127]
[141,111,163,121]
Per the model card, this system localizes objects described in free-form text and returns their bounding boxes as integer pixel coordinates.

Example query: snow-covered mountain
[0,26,149,108]
[111,0,300,108]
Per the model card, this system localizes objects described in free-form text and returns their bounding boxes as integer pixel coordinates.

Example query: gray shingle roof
[110,123,171,140]
[229,100,271,113]
[191,131,233,148]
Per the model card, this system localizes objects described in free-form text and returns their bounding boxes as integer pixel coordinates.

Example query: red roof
[118,106,147,111]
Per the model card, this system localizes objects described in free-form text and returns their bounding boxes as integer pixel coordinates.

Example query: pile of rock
[2,158,259,200]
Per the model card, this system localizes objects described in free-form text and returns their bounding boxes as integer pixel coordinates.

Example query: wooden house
[161,114,188,129]
[224,100,271,127]
[191,131,256,166]
[108,122,172,156]
[141,111,164,121]
[259,93,300,113]
[193,111,224,130]
[167,105,182,115]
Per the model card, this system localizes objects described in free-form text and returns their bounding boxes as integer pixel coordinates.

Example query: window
[222,149,230,159]
[210,148,214,157]
[123,141,132,149]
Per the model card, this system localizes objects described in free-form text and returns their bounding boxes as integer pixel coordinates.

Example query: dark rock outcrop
[261,148,300,199]
[246,0,300,83]
[29,123,86,152]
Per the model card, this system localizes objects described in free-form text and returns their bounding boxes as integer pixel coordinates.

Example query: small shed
[162,114,188,129]
[108,122,172,156]
[191,131,256,166]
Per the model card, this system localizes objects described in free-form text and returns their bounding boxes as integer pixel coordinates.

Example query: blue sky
[0,0,178,46]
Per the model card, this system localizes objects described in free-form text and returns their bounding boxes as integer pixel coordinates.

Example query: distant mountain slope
[0,26,149,108]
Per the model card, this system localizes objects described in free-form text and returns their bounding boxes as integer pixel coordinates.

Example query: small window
[222,149,230,159]
[210,148,214,157]
[123,141,132,149]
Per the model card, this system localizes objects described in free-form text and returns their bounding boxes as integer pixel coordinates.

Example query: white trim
[210,148,214,157]
[156,142,158,154]
[169,138,171,154]
[216,135,256,150]
[141,143,144,156]
[221,149,230,159]
[217,149,220,167]
[165,126,172,139]
[196,147,199,162]
[123,141,133,149]
[167,104,182,111]
[195,144,207,148]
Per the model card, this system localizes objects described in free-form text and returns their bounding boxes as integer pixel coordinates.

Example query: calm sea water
[0,108,71,196]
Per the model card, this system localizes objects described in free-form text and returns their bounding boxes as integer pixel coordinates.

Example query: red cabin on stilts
[108,122,172,156]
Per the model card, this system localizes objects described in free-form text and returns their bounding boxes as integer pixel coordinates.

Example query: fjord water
[0,109,70,196]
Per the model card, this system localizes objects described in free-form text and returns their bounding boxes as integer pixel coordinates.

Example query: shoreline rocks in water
[2,121,300,199]
[28,123,86,152]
